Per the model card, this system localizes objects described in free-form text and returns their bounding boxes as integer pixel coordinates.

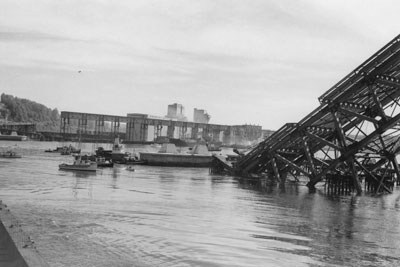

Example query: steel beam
[305,131,342,151]
[309,112,400,187]
[274,153,311,178]
[337,107,381,125]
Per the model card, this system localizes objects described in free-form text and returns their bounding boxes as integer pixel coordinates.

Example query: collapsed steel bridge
[212,34,400,194]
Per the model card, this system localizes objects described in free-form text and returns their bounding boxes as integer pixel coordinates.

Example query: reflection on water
[71,173,94,200]
[1,141,400,267]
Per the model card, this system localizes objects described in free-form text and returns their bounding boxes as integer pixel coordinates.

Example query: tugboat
[94,146,112,160]
[110,136,129,163]
[95,136,141,164]
[59,156,97,172]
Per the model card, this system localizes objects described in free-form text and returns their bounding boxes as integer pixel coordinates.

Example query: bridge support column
[222,127,232,144]
[179,124,187,140]
[389,154,400,185]
[280,171,288,189]
[271,157,281,183]
[332,110,362,194]
[167,123,175,138]
[77,114,88,135]
[140,123,148,142]
[125,119,148,142]
[154,124,163,140]
[94,116,105,140]
[212,129,221,142]
[126,119,135,142]
[202,127,210,141]
[60,115,70,136]
[191,126,199,140]
[111,117,120,137]
[348,157,362,194]
[302,137,317,175]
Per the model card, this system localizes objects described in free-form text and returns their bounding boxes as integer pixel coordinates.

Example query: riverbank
[0,200,49,267]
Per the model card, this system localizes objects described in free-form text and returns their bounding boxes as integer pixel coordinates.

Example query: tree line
[0,93,60,124]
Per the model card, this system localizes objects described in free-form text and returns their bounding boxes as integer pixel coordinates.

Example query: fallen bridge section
[211,34,400,194]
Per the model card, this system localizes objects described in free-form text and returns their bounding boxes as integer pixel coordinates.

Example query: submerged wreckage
[211,34,400,195]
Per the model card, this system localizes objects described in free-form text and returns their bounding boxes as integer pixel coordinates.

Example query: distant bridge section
[0,122,36,135]
[60,111,262,145]
[212,34,400,194]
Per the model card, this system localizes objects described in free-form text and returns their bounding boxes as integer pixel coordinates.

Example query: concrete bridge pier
[222,128,232,144]
[111,118,120,136]
[94,116,105,135]
[201,126,210,141]
[167,123,175,138]
[154,124,163,139]
[126,118,148,142]
[211,129,221,142]
[179,124,188,140]
[140,122,148,142]
[126,119,135,141]
[77,114,88,136]
[60,114,71,135]
[191,126,199,139]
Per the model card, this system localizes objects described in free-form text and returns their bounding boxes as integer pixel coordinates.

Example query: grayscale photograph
[1,1,400,266]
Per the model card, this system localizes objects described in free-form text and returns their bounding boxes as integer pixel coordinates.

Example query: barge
[139,143,213,167]
[0,131,27,141]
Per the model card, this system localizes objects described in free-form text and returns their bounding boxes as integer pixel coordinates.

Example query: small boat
[0,150,22,158]
[45,145,81,154]
[59,157,97,172]
[60,145,81,155]
[45,146,65,153]
[126,166,135,171]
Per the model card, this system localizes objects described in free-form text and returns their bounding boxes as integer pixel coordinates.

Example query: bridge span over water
[212,34,400,195]
[60,111,262,145]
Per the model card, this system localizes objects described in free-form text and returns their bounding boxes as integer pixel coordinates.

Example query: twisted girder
[233,35,400,191]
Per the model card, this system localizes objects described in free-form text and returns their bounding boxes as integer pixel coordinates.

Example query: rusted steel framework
[231,34,400,194]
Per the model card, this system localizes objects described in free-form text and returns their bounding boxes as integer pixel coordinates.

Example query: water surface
[1,141,400,266]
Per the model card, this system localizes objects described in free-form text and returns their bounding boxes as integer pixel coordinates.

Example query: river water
[1,141,400,267]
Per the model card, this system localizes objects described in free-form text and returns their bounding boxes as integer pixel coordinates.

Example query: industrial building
[166,103,187,121]
[193,108,210,123]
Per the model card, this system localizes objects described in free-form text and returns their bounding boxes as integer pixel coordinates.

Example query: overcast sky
[0,0,399,130]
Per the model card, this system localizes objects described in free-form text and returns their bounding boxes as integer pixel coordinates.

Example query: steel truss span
[213,34,400,194]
